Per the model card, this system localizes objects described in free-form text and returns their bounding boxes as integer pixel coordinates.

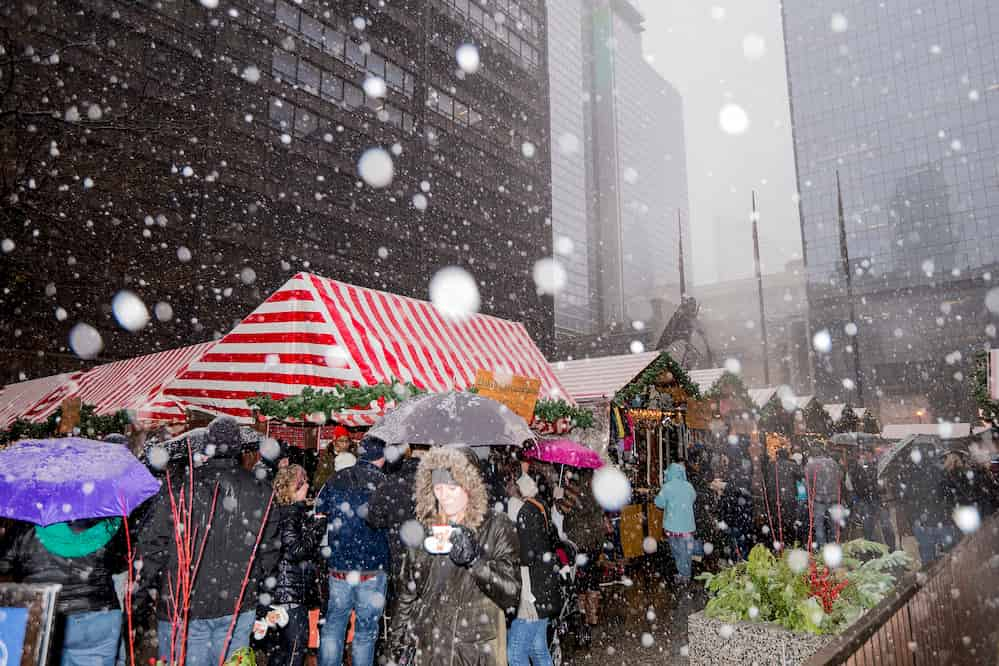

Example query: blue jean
[62,610,122,666]
[157,611,255,666]
[320,573,388,666]
[508,618,553,666]
[668,536,703,579]
[912,521,958,566]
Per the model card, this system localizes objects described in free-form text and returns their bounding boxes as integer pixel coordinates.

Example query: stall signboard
[990,349,999,400]
[56,397,81,434]
[0,583,60,666]
[474,370,541,423]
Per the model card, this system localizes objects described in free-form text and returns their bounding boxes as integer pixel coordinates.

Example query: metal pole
[836,171,864,404]
[678,209,686,298]
[752,191,771,386]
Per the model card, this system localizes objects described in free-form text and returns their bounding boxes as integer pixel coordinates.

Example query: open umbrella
[0,438,161,526]
[366,391,535,447]
[523,439,604,469]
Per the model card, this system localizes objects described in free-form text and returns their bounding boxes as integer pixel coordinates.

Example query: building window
[294,108,318,137]
[344,83,363,108]
[269,97,294,131]
[325,29,346,58]
[321,72,344,101]
[298,60,321,95]
[366,52,385,78]
[275,0,299,30]
[346,40,365,66]
[272,49,297,81]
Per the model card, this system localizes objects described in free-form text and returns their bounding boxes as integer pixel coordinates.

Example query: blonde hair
[274,464,307,505]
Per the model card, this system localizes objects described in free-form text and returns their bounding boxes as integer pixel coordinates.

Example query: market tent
[0,372,73,428]
[748,387,778,409]
[158,272,567,425]
[881,422,974,440]
[14,343,215,425]
[553,351,724,404]
[824,403,868,422]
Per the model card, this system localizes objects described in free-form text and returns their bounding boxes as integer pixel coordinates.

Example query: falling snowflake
[357,147,394,188]
[429,266,480,320]
[456,44,480,73]
[719,104,749,135]
[112,291,150,332]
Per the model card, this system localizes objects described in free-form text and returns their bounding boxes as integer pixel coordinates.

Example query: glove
[448,527,479,567]
[252,620,269,641]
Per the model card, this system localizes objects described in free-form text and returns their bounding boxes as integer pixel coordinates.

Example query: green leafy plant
[697,540,912,635]
[247,383,425,422]
[612,351,701,406]
[0,405,130,447]
[533,398,595,429]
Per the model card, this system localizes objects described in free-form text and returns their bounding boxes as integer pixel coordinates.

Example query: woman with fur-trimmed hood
[391,446,521,665]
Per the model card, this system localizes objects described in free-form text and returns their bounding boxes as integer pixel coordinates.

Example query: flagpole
[752,191,771,386]
[836,171,864,404]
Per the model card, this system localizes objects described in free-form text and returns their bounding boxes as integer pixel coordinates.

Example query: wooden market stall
[555,351,725,558]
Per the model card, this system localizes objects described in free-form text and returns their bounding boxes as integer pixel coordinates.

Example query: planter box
[688,611,835,666]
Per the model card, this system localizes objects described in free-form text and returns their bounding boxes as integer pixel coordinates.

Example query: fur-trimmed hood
[414,446,489,530]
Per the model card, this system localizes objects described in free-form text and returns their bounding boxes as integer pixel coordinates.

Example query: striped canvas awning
[159,272,568,425]
[553,351,725,403]
[0,372,73,428]
[20,342,215,425]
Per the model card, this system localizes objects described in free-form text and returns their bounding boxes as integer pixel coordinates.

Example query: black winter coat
[392,447,521,666]
[367,456,420,575]
[0,519,123,615]
[512,498,562,619]
[136,457,280,620]
[269,502,326,606]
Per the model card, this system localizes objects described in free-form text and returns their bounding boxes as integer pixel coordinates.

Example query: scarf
[35,518,122,559]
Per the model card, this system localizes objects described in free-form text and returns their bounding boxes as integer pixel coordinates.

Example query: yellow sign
[474,369,541,423]
[58,397,82,434]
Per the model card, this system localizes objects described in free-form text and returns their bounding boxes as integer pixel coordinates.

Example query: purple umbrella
[523,439,604,469]
[0,438,161,526]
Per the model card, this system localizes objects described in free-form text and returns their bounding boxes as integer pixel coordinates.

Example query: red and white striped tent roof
[0,343,213,428]
[0,372,73,428]
[158,272,568,425]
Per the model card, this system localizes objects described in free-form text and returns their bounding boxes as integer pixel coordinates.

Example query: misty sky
[636,0,803,285]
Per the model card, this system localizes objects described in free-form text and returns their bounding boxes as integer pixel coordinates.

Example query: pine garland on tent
[533,399,595,429]
[972,351,999,429]
[0,404,131,447]
[247,383,426,422]
[704,372,757,413]
[835,404,860,433]
[612,352,702,406]
[758,395,796,436]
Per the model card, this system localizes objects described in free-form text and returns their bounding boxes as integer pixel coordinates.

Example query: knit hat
[207,416,242,458]
[432,467,458,486]
[332,425,350,440]
[357,436,386,462]
[334,452,357,472]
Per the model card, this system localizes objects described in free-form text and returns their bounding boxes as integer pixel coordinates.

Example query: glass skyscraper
[783,1,999,420]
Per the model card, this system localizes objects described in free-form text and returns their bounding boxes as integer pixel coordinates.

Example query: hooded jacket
[316,460,390,573]
[654,463,697,534]
[135,456,281,621]
[392,447,521,665]
[507,477,563,620]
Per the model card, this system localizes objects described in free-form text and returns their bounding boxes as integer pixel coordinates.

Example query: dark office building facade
[0,0,553,383]
[782,1,999,421]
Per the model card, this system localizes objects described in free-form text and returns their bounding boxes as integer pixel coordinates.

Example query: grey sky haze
[636,0,803,284]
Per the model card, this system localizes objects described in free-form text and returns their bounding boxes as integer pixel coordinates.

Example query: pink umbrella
[523,439,604,469]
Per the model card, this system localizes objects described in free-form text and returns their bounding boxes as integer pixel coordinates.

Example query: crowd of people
[0,417,601,666]
[3,418,998,666]
[650,436,999,579]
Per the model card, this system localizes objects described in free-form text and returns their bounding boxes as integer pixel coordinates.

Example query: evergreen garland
[861,410,880,434]
[759,395,796,436]
[533,398,595,429]
[971,351,999,429]
[704,372,757,413]
[835,404,860,434]
[247,383,426,422]
[802,399,832,435]
[612,352,701,406]
[0,404,131,448]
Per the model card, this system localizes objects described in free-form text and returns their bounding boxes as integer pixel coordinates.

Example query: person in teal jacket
[654,463,701,585]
